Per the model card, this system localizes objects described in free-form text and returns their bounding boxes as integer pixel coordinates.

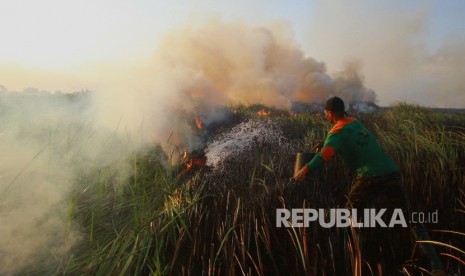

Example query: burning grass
[55,104,465,275]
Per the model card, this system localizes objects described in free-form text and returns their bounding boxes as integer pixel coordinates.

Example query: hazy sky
[1,0,464,107]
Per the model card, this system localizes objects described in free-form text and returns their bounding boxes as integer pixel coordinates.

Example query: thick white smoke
[0,87,135,274]
[0,21,377,274]
[119,21,376,151]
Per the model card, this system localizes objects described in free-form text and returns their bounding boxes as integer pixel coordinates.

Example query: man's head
[324,96,347,123]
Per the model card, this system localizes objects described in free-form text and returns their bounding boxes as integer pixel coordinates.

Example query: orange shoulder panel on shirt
[321,146,335,161]
[329,117,355,134]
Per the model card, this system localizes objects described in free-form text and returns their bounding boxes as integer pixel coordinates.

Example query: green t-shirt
[306,117,397,177]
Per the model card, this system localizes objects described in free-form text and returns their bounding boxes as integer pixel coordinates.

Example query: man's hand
[312,140,324,153]
[292,166,308,182]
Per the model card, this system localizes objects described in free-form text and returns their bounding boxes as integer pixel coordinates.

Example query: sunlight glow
[0,0,167,69]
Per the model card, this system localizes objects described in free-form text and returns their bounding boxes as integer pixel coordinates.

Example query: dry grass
[58,104,465,275]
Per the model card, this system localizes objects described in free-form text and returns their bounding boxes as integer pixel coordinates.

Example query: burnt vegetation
[57,103,465,275]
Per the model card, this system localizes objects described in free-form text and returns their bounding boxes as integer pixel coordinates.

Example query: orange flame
[181,150,206,172]
[194,116,202,129]
[185,158,206,171]
[257,109,271,116]
[182,150,188,160]
[186,159,193,171]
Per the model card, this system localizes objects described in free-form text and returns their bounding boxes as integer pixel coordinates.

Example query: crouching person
[293,96,411,273]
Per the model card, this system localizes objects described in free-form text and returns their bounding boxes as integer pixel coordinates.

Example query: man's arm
[293,133,342,181]
[307,133,341,169]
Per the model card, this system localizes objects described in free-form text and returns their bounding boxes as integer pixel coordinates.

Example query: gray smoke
[137,21,376,151]
[306,1,465,108]
[0,87,134,275]
[0,21,378,274]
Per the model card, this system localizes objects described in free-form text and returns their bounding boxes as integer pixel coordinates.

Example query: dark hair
[325,96,348,116]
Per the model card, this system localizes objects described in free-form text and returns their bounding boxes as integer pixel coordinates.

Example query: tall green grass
[61,104,465,275]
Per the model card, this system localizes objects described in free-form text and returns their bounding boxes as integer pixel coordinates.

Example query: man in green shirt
[293,96,410,272]
[294,97,397,178]
[293,96,405,209]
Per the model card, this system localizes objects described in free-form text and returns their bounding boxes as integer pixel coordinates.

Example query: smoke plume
[131,21,375,151]
[0,21,376,274]
[305,1,465,108]
[0,87,134,274]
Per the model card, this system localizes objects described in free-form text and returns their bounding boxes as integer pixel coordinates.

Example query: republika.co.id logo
[276,208,439,228]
